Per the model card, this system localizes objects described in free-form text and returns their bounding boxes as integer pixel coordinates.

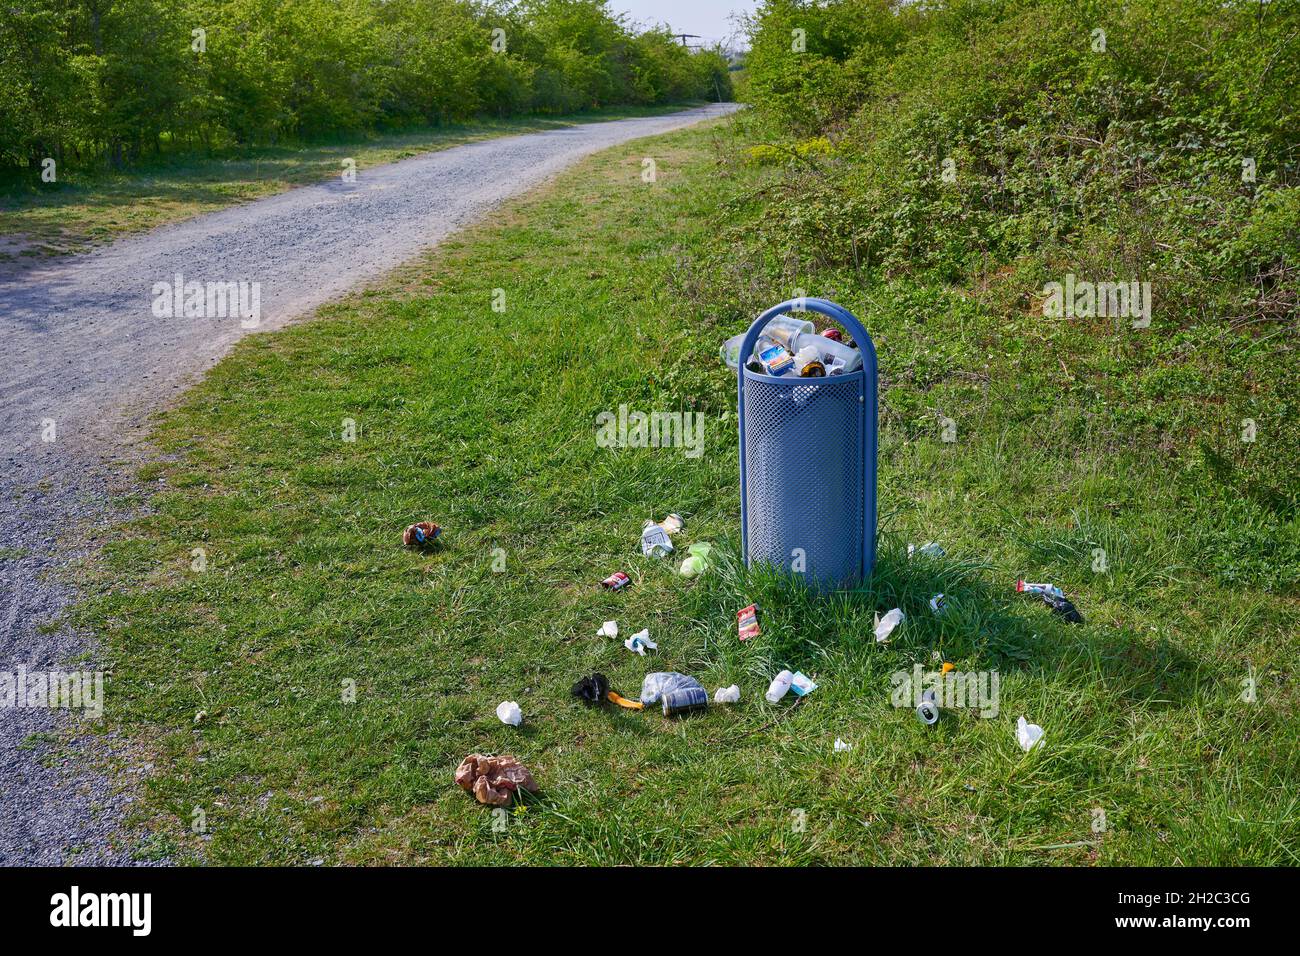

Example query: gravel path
[0,103,739,864]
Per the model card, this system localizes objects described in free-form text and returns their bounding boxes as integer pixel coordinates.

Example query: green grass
[0,103,706,260]
[75,117,1298,865]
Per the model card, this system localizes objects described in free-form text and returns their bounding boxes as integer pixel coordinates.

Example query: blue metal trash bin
[737,298,878,590]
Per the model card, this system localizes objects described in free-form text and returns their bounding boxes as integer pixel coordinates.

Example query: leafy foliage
[731,0,1300,585]
[0,0,733,170]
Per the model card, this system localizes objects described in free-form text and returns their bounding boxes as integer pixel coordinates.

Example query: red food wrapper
[601,571,631,591]
[737,603,760,641]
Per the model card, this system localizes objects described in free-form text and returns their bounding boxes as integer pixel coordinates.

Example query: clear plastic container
[721,319,863,373]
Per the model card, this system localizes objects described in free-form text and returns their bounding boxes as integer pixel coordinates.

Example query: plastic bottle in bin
[720,316,863,373]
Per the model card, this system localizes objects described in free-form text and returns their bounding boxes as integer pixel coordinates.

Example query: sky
[614,0,760,50]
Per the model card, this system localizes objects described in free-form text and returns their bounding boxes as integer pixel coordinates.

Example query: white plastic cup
[765,670,794,703]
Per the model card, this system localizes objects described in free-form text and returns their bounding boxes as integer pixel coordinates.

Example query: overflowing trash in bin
[721,314,865,377]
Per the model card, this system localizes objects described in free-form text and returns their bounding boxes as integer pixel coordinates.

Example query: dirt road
[0,103,740,864]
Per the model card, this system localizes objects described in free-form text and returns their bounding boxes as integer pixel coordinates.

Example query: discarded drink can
[799,360,826,377]
[916,689,940,726]
[820,328,843,342]
[662,686,709,716]
[601,571,631,591]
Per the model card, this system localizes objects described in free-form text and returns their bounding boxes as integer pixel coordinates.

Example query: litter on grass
[1043,591,1084,624]
[454,754,538,807]
[1016,580,1084,623]
[659,513,684,535]
[916,689,940,726]
[908,541,945,559]
[679,542,713,577]
[713,685,740,704]
[1016,716,1045,752]
[570,673,642,710]
[789,672,818,697]
[641,521,674,558]
[601,571,631,591]
[640,672,703,706]
[1016,580,1062,598]
[874,608,904,643]
[496,701,522,727]
[737,603,760,641]
[571,672,610,704]
[597,620,619,638]
[662,686,709,716]
[834,738,852,752]
[624,629,657,655]
[929,593,947,615]
[402,522,442,548]
[765,670,794,703]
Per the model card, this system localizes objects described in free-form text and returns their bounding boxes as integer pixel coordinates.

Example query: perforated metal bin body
[737,298,878,590]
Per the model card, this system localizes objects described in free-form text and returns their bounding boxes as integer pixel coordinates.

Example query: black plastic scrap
[1043,591,1084,624]
[571,673,610,705]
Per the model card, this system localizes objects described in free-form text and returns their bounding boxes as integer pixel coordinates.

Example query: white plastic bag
[624,629,657,655]
[496,701,522,727]
[1016,716,1044,752]
[640,672,703,705]
[713,685,740,704]
[874,608,904,642]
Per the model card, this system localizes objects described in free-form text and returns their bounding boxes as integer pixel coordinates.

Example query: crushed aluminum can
[601,571,631,591]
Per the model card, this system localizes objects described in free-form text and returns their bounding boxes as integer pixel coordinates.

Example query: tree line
[0,0,733,171]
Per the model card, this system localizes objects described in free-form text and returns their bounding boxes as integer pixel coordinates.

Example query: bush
[0,0,733,172]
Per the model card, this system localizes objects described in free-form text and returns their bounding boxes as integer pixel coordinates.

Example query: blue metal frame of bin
[737,298,878,589]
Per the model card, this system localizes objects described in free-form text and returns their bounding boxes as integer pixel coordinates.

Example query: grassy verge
[0,103,706,260]
[77,117,1297,865]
